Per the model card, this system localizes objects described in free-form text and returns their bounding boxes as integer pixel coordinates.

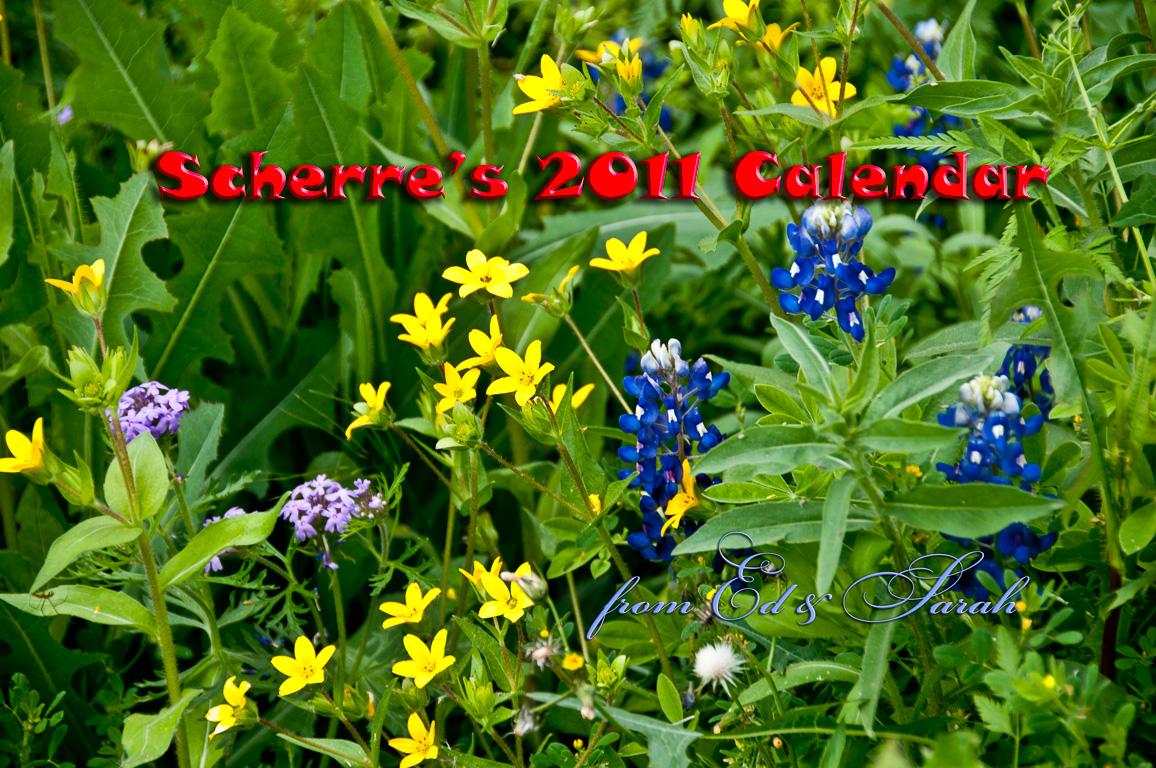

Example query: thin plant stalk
[564,314,630,412]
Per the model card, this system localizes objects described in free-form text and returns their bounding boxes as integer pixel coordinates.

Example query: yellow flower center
[422,659,439,673]
[519,372,536,386]
[300,663,316,678]
[506,597,519,610]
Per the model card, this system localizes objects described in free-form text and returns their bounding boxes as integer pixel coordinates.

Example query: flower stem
[391,425,463,504]
[563,315,630,412]
[873,2,945,81]
[321,690,371,755]
[439,493,456,626]
[836,0,862,120]
[329,569,348,716]
[137,534,190,768]
[478,48,497,222]
[173,477,223,658]
[479,441,586,516]
[566,571,590,660]
[449,450,481,654]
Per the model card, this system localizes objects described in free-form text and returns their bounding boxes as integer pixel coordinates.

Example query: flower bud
[128,139,174,173]
[60,334,138,415]
[680,14,705,51]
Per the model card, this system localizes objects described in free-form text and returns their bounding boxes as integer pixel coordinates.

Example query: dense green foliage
[1,0,1156,766]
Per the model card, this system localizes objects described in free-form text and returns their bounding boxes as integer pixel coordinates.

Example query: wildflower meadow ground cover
[1,0,1156,766]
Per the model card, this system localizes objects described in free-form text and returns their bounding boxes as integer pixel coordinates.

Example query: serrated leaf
[55,0,210,150]
[205,7,292,136]
[145,203,285,382]
[49,173,175,351]
[973,694,1013,735]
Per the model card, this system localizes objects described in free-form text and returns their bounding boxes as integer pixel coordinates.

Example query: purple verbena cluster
[115,381,191,442]
[280,475,384,569]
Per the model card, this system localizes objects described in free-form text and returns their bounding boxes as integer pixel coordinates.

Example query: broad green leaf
[0,139,13,266]
[692,425,845,475]
[50,174,175,351]
[0,326,51,398]
[1111,177,1156,228]
[863,345,1007,426]
[771,315,835,403]
[853,419,965,454]
[205,7,291,136]
[674,501,875,555]
[816,473,857,596]
[901,80,1039,118]
[390,0,487,47]
[453,617,512,692]
[754,383,811,424]
[173,402,225,508]
[275,735,369,765]
[0,585,156,636]
[735,102,828,129]
[1120,502,1156,556]
[656,673,684,723]
[701,481,780,504]
[103,433,169,521]
[904,320,1051,359]
[54,0,210,150]
[938,0,978,80]
[145,203,285,382]
[31,516,141,593]
[739,661,860,705]
[158,508,279,591]
[122,689,201,768]
[884,485,1062,538]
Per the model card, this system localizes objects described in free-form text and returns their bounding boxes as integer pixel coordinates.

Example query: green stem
[479,441,586,516]
[138,534,190,768]
[566,571,590,660]
[329,570,348,716]
[1068,160,1104,229]
[448,451,481,654]
[253,555,326,635]
[873,2,945,81]
[439,494,456,627]
[321,690,371,755]
[173,478,223,658]
[478,49,497,222]
[563,314,631,412]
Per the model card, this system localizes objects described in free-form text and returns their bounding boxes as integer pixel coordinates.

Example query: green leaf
[674,501,875,555]
[839,620,893,738]
[904,320,1051,359]
[973,695,1013,735]
[54,0,210,150]
[816,473,857,596]
[146,203,286,381]
[453,617,512,692]
[173,402,225,507]
[754,383,811,424]
[656,673,684,723]
[735,102,828,130]
[122,689,201,768]
[853,419,965,454]
[1120,502,1156,556]
[1111,177,1156,228]
[739,661,860,705]
[103,433,169,521]
[900,80,1038,118]
[937,0,978,80]
[692,425,845,476]
[0,585,156,636]
[863,345,1007,426]
[31,516,141,593]
[701,481,779,504]
[50,174,175,351]
[158,508,279,591]
[275,735,369,765]
[205,7,291,136]
[0,139,14,266]
[884,485,1062,537]
[771,315,834,403]
[390,0,487,47]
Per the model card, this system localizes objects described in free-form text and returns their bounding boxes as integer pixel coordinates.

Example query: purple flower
[115,381,190,442]
[280,475,384,569]
[204,507,248,573]
[57,105,74,125]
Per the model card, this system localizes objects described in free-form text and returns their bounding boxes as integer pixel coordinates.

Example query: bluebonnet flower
[942,523,1058,600]
[937,374,1044,489]
[998,306,1054,419]
[886,19,962,170]
[997,522,1059,566]
[773,201,894,341]
[115,381,191,442]
[204,507,248,573]
[953,556,1006,601]
[280,476,384,568]
[619,339,728,562]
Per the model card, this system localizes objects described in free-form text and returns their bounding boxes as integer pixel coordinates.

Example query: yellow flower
[1042,674,1056,688]
[205,676,250,739]
[459,315,503,369]
[522,266,581,316]
[680,14,704,40]
[615,54,642,83]
[271,636,336,697]
[388,712,439,768]
[905,464,923,478]
[486,340,555,406]
[738,21,798,51]
[514,54,564,115]
[589,231,660,273]
[576,38,643,64]
[709,0,761,30]
[392,628,456,688]
[478,571,534,623]
[562,653,584,671]
[0,418,44,474]
[45,259,104,295]
[1021,617,1033,630]
[459,557,503,587]
[390,293,455,350]
[791,57,856,118]
[588,494,602,515]
[549,382,595,413]
[443,249,530,299]
[433,362,480,414]
[345,382,392,440]
[661,459,699,536]
[380,583,442,630]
